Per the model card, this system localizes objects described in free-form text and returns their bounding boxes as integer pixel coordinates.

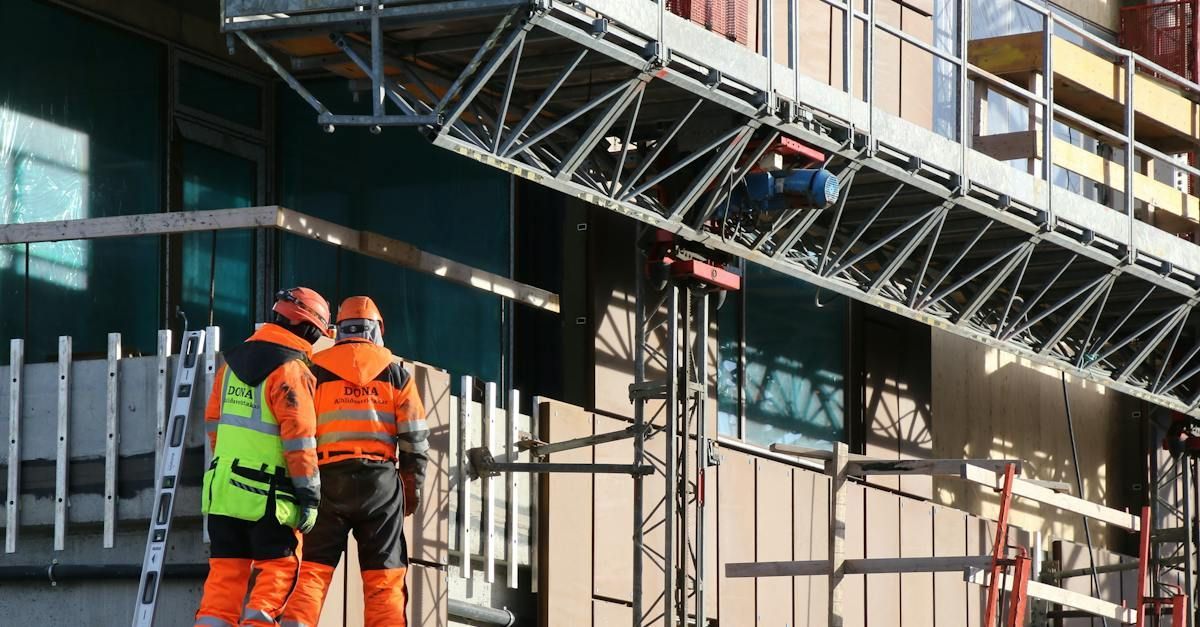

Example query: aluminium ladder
[132,329,206,627]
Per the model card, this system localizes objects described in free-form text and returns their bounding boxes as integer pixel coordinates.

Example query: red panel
[666,0,749,44]
[1120,1,1198,81]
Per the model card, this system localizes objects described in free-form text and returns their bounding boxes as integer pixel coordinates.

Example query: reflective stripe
[282,437,316,452]
[205,421,218,433]
[218,413,281,436]
[230,478,270,496]
[280,621,311,627]
[317,409,396,427]
[241,607,274,623]
[195,616,235,627]
[397,438,431,454]
[317,431,395,446]
[292,474,320,489]
[395,419,428,434]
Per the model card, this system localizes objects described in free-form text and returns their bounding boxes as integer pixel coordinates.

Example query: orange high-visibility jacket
[310,339,429,508]
[204,323,321,505]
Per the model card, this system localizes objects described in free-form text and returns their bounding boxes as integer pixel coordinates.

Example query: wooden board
[592,414,635,603]
[864,313,932,498]
[718,449,757,625]
[900,6,934,130]
[794,469,830,624]
[593,598,633,625]
[865,488,901,627]
[966,517,994,627]
[843,482,867,627]
[405,362,451,565]
[933,504,969,627]
[899,499,935,625]
[538,400,594,626]
[969,33,1200,152]
[408,563,448,627]
[874,0,903,118]
[798,0,835,86]
[756,459,794,626]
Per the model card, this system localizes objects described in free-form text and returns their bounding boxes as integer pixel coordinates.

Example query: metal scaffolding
[218,0,1200,624]
[629,231,716,626]
[222,0,1200,418]
[1150,409,1200,626]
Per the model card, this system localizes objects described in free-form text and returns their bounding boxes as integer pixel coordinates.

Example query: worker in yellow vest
[193,287,333,627]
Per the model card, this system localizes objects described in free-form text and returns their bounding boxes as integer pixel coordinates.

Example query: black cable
[208,231,217,327]
[1062,371,1109,627]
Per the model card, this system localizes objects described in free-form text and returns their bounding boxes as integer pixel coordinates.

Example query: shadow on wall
[929,329,1138,550]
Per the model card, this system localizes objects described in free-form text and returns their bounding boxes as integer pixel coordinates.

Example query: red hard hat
[336,296,384,334]
[273,287,334,337]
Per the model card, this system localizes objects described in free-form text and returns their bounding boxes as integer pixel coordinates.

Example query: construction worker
[194,287,332,627]
[281,296,429,627]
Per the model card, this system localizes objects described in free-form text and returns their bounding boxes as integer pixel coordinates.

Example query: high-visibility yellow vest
[202,368,301,527]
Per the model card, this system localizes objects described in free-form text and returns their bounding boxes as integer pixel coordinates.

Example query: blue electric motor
[744,168,840,210]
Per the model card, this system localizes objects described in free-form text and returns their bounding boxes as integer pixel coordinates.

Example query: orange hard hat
[336,296,384,333]
[274,287,334,337]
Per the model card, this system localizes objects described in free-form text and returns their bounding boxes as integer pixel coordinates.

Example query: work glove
[297,500,319,534]
[404,487,421,518]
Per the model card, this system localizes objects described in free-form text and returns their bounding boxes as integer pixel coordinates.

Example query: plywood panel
[930,329,1131,549]
[798,0,834,85]
[843,482,867,627]
[966,517,994,627]
[1055,540,1097,627]
[593,415,634,603]
[719,449,757,625]
[865,488,901,627]
[594,598,633,625]
[409,563,448,627]
[933,504,969,627]
[865,317,901,492]
[406,361,450,565]
[900,6,934,130]
[896,320,932,500]
[900,499,935,626]
[873,0,902,118]
[794,469,829,624]
[538,400,594,626]
[756,459,793,626]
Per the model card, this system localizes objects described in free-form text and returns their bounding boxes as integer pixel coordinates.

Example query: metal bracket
[703,437,721,468]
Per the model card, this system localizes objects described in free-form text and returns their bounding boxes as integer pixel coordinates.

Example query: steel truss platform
[224,0,1200,416]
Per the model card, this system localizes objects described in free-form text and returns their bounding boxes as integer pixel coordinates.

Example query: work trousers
[281,459,409,627]
[194,497,302,627]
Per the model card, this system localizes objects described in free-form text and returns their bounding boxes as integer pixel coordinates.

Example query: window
[718,262,847,449]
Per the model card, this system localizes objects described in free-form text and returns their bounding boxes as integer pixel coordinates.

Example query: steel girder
[226,0,1200,417]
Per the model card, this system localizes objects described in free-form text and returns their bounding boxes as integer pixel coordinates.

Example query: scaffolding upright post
[632,237,646,627]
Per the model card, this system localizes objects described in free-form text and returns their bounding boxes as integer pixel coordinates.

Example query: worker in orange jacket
[194,287,333,627]
[281,296,429,627]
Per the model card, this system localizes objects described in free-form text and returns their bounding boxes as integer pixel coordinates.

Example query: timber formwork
[221,0,1200,419]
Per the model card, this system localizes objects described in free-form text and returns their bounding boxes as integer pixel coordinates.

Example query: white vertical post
[483,381,497,583]
[104,333,121,549]
[6,339,23,554]
[459,375,474,579]
[829,441,850,626]
[530,394,542,595]
[54,336,71,551]
[155,330,173,476]
[203,326,220,544]
[1125,53,1137,263]
[506,388,520,589]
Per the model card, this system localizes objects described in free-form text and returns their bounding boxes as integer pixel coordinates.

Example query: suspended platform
[224,0,1200,416]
